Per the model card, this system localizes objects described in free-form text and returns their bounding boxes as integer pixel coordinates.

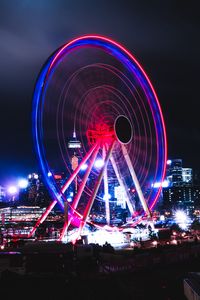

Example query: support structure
[110,155,134,215]
[59,144,100,241]
[121,144,151,217]
[103,146,110,225]
[27,142,98,238]
[28,200,57,238]
[62,142,98,193]
[76,140,115,240]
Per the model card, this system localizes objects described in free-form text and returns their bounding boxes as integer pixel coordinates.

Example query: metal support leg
[76,141,115,240]
[110,155,135,215]
[28,200,57,238]
[121,144,151,217]
[28,143,98,239]
[59,144,100,241]
[62,142,98,193]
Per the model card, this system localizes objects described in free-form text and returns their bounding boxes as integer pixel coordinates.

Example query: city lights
[103,193,111,201]
[80,163,88,171]
[18,179,28,189]
[152,180,169,188]
[7,186,18,195]
[174,210,190,230]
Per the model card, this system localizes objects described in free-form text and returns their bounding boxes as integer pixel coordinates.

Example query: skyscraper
[68,130,82,194]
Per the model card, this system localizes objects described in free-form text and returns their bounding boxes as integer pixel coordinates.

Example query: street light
[18,179,28,189]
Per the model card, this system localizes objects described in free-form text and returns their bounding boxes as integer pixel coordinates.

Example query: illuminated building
[114,186,126,209]
[166,159,183,186]
[17,173,51,207]
[162,185,200,215]
[68,130,81,149]
[68,130,82,194]
[166,159,193,187]
[0,186,6,202]
[0,206,45,223]
[182,168,193,184]
[161,160,197,215]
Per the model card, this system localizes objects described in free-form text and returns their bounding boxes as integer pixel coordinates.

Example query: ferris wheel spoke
[61,142,99,193]
[59,144,100,241]
[110,155,135,215]
[75,140,115,241]
[103,145,110,225]
[121,144,151,217]
[28,200,57,238]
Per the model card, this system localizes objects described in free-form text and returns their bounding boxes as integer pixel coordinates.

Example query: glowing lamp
[7,186,18,195]
[94,159,104,168]
[152,240,158,247]
[162,180,169,187]
[160,215,165,221]
[103,194,111,201]
[81,163,88,171]
[18,179,28,189]
[175,210,187,223]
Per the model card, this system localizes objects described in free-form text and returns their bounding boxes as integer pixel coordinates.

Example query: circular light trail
[32,35,167,238]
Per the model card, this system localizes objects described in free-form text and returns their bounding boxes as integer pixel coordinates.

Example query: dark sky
[0,0,200,184]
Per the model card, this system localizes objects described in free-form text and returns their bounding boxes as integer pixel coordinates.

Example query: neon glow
[31,34,167,241]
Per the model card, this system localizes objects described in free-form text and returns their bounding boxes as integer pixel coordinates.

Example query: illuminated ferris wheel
[32,35,167,242]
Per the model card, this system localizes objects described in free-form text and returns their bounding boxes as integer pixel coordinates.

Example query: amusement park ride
[30,35,167,244]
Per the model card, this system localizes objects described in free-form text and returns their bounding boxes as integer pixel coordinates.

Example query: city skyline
[0,1,200,184]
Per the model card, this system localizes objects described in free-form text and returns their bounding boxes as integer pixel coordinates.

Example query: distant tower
[68,130,82,150]
[68,129,82,193]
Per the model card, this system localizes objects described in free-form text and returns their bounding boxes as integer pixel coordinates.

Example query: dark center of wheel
[114,115,133,144]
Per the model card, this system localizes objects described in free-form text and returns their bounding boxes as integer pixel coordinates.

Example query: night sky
[0,0,200,185]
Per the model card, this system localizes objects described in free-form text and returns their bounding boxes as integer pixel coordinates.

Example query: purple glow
[18,179,28,189]
[7,186,18,195]
[32,34,167,230]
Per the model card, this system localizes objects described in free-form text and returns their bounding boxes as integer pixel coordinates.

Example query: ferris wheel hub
[86,122,115,146]
[114,115,133,144]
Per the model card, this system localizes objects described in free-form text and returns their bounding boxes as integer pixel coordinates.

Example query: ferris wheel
[31,35,167,242]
